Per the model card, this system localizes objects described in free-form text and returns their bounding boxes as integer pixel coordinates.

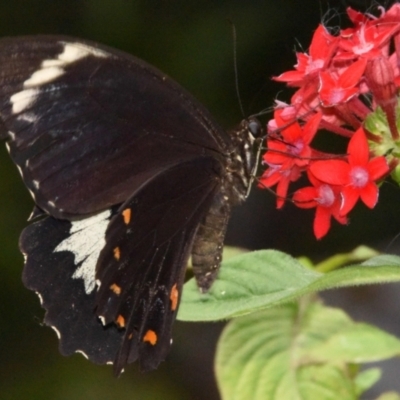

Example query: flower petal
[310,160,350,185]
[367,156,389,181]
[293,187,318,209]
[302,112,322,144]
[338,58,367,87]
[314,206,332,239]
[281,121,303,143]
[273,70,305,85]
[333,212,348,225]
[259,169,281,187]
[340,186,360,215]
[348,127,369,166]
[360,181,379,209]
[276,176,290,209]
[264,141,291,165]
[310,25,335,59]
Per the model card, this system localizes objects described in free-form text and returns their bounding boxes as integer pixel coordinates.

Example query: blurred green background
[1,0,400,399]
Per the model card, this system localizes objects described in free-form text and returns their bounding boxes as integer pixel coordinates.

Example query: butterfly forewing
[0,36,231,218]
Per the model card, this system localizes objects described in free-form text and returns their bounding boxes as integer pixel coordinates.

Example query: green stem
[314,246,380,273]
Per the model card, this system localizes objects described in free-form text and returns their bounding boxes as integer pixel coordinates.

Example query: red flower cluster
[259,5,400,238]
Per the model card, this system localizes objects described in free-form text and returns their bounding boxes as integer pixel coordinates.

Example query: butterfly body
[0,36,261,373]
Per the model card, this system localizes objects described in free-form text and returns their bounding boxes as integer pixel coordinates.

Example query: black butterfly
[0,36,263,374]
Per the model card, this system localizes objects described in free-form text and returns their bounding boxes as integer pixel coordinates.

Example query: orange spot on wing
[116,314,125,328]
[110,283,121,295]
[122,208,131,225]
[113,246,120,261]
[170,283,179,311]
[143,330,157,345]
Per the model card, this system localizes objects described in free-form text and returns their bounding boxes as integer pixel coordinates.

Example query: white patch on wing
[10,42,110,116]
[17,112,37,123]
[58,42,108,62]
[54,210,111,294]
[35,291,43,305]
[23,66,64,87]
[51,325,61,339]
[10,88,39,113]
[76,350,89,359]
[15,164,24,178]
[27,188,36,200]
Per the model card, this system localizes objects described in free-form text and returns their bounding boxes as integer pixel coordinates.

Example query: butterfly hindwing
[20,210,123,364]
[20,157,222,372]
[95,158,222,373]
[0,36,231,219]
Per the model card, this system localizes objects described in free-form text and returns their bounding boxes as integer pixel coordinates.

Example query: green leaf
[179,250,320,321]
[296,365,356,400]
[375,392,400,400]
[354,368,381,397]
[215,301,400,400]
[178,250,400,322]
[315,246,379,273]
[304,324,400,363]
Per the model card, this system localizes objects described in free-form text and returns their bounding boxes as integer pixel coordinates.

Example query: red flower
[261,111,322,208]
[336,7,400,61]
[318,58,367,106]
[259,164,301,209]
[273,25,337,87]
[309,127,389,215]
[293,173,347,239]
[264,111,322,169]
[260,5,399,238]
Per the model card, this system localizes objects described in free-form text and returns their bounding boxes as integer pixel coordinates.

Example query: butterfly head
[246,117,264,143]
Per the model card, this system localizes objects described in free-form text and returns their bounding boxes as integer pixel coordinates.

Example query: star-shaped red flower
[309,127,389,215]
[293,173,347,239]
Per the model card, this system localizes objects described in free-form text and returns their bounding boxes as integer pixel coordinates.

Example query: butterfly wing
[1,35,248,373]
[20,157,221,372]
[0,36,231,218]
[20,210,123,365]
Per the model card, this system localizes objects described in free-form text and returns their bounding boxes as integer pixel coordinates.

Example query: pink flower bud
[365,57,399,139]
[365,57,397,105]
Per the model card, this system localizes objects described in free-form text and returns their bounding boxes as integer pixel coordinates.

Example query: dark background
[1,0,400,399]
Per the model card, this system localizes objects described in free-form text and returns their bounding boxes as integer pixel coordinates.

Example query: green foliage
[215,300,400,400]
[179,249,400,321]
[179,248,400,399]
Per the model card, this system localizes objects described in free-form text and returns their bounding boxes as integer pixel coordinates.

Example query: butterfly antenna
[228,19,245,118]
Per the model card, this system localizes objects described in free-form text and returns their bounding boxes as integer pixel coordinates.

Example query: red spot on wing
[113,247,120,260]
[170,283,179,311]
[116,314,125,328]
[143,330,157,345]
[122,208,131,225]
[110,283,121,295]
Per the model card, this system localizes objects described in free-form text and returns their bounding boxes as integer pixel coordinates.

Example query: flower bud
[365,57,399,139]
[365,57,397,105]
